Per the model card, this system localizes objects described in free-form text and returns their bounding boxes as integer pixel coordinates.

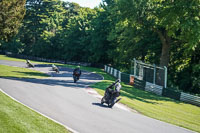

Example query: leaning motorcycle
[101,84,121,108]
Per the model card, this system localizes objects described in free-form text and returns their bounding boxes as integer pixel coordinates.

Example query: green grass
[0,65,49,79]
[0,91,69,133]
[1,54,200,132]
[0,55,69,132]
[0,55,26,62]
[90,76,200,133]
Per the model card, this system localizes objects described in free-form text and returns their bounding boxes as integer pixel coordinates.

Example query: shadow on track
[34,64,103,80]
[0,77,97,89]
[92,102,110,108]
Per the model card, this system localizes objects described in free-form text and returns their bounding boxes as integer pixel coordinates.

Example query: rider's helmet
[115,79,121,83]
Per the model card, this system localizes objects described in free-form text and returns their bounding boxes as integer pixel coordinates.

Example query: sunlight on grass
[90,74,200,133]
[0,91,69,133]
[0,65,49,79]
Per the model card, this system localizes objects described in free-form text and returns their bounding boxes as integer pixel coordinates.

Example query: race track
[0,60,194,133]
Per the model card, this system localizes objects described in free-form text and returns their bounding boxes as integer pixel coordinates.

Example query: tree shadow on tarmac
[0,77,98,89]
[34,64,103,80]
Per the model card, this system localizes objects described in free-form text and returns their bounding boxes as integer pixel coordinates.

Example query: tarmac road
[0,60,194,133]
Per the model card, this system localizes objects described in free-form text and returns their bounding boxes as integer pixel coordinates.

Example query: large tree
[0,0,26,41]
[117,0,200,67]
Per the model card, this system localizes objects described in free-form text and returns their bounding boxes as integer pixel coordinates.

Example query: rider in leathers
[107,79,121,101]
[73,66,81,80]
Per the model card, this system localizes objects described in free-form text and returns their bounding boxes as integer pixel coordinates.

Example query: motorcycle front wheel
[73,77,77,83]
[101,97,105,104]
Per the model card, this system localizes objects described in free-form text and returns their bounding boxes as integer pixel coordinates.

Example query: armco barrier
[180,92,200,106]
[162,88,181,100]
[121,72,130,83]
[133,78,146,90]
[145,82,163,96]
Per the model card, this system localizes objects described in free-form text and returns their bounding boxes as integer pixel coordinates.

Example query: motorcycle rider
[108,79,121,101]
[26,59,34,68]
[73,66,81,80]
[52,64,59,73]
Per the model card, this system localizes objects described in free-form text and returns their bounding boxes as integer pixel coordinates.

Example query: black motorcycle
[101,82,121,108]
[52,64,59,73]
[73,72,80,83]
[26,60,34,68]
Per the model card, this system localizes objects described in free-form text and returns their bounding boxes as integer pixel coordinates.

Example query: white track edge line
[0,88,79,133]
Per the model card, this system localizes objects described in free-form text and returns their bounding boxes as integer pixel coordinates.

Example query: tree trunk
[157,29,171,67]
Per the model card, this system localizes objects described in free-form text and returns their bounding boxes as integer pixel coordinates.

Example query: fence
[4,52,91,67]
[104,65,200,107]
[131,58,167,88]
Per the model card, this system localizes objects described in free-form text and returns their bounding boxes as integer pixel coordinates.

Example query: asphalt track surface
[0,60,194,133]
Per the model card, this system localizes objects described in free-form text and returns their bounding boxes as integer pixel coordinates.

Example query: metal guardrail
[180,92,200,106]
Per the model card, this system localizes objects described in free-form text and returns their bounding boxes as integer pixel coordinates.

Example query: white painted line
[0,88,79,133]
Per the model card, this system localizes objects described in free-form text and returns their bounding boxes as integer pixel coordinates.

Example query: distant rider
[26,59,34,67]
[73,66,81,80]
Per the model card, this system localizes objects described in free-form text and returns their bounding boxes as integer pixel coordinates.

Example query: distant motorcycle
[101,80,122,108]
[52,64,59,73]
[73,66,81,83]
[26,60,34,68]
[73,71,80,83]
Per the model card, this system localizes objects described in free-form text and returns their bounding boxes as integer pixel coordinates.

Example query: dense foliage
[0,0,26,41]
[0,0,199,94]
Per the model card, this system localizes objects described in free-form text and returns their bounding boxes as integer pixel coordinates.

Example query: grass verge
[0,64,49,79]
[0,90,69,133]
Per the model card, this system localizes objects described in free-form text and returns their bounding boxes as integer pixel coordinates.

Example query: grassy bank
[0,91,69,133]
[91,81,200,132]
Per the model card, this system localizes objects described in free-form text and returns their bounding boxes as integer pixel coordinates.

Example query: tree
[0,0,26,41]
[89,8,113,64]
[117,0,200,67]
[61,7,96,62]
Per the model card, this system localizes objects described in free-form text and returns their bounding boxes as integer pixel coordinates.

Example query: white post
[119,71,121,80]
[114,69,117,77]
[164,66,167,88]
[110,67,113,75]
[107,66,110,73]
[134,58,136,76]
[153,64,156,84]
[104,65,106,72]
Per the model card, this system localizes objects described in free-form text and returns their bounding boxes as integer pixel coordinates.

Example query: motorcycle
[101,81,121,108]
[52,64,59,73]
[73,72,80,83]
[26,60,34,68]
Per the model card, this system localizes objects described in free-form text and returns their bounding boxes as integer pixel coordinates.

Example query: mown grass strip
[0,64,49,79]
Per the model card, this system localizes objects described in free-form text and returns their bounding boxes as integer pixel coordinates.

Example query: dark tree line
[0,0,199,94]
